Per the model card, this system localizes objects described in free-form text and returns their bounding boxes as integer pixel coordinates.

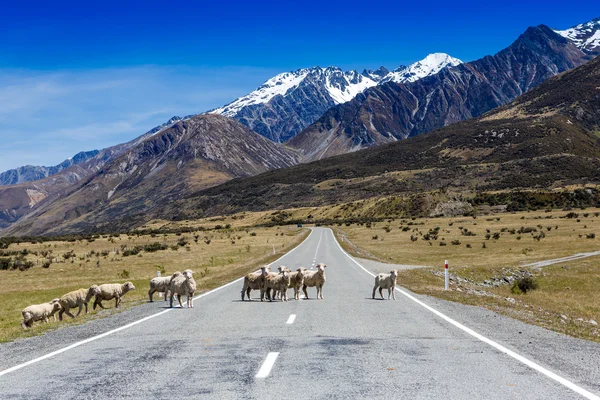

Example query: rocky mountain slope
[0,150,99,186]
[288,24,593,161]
[3,115,300,235]
[153,53,600,223]
[0,116,185,229]
[210,54,461,142]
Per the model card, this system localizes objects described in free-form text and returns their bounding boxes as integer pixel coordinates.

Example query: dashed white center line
[286,314,296,324]
[256,352,279,379]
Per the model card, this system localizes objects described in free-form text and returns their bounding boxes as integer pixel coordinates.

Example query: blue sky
[0,0,598,171]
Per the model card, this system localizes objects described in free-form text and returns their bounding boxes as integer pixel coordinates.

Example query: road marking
[0,229,315,378]
[311,230,323,266]
[329,228,600,400]
[256,352,279,378]
[286,314,296,324]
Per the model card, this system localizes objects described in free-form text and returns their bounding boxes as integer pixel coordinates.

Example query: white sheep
[93,282,136,310]
[58,285,101,320]
[148,276,173,302]
[21,298,61,329]
[372,270,399,300]
[272,266,307,300]
[302,263,327,300]
[169,269,196,308]
[263,269,291,302]
[241,265,270,301]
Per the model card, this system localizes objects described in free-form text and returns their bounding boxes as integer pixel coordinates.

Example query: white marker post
[444,260,449,291]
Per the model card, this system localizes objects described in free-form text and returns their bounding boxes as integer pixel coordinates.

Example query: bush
[512,277,539,294]
[0,257,12,270]
[586,233,596,239]
[144,242,168,252]
[118,269,130,279]
[451,240,461,245]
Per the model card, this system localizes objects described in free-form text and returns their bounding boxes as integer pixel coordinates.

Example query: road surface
[1,228,599,399]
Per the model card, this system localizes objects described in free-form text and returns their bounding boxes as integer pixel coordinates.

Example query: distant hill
[2,115,299,236]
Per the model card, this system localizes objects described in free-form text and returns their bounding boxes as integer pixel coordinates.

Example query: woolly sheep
[372,270,398,300]
[21,298,61,329]
[170,269,196,308]
[263,269,291,302]
[302,263,327,300]
[272,266,307,300]
[241,265,270,301]
[93,282,136,310]
[148,276,174,302]
[58,285,101,320]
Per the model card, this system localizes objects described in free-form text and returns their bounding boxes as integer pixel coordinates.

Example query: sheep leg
[177,294,183,308]
[302,284,309,299]
[164,289,169,301]
[148,288,155,302]
[59,309,65,321]
[64,309,76,319]
[247,287,252,301]
[379,287,384,300]
[372,285,378,299]
[84,302,88,314]
[170,294,175,308]
[115,297,120,309]
[76,304,83,317]
[93,298,105,310]
[318,285,324,300]
[392,286,396,300]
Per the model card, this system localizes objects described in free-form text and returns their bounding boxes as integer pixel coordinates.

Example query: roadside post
[444,260,449,290]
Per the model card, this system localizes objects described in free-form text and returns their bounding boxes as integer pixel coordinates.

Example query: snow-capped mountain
[210,54,461,142]
[380,53,462,84]
[555,17,600,55]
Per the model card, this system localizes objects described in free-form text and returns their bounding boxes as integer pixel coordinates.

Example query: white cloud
[0,65,279,172]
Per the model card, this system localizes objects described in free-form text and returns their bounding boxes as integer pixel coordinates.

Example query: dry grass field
[334,208,600,341]
[0,226,307,342]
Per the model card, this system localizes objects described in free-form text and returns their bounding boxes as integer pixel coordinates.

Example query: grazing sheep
[372,270,399,300]
[148,276,174,302]
[241,265,270,301]
[58,285,101,320]
[93,282,136,310]
[170,269,196,308]
[21,299,61,329]
[302,263,327,300]
[263,269,291,302]
[272,267,307,300]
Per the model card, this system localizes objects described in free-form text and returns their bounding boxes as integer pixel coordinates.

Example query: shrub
[451,240,461,245]
[0,257,12,270]
[439,241,447,246]
[372,235,379,240]
[144,242,168,252]
[514,277,538,294]
[118,269,130,279]
[586,233,596,239]
[249,232,257,237]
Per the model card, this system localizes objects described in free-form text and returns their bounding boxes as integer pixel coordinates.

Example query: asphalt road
[1,227,599,399]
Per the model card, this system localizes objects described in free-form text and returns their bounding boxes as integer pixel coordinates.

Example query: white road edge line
[0,228,315,378]
[255,352,279,379]
[329,228,600,400]
[286,314,296,324]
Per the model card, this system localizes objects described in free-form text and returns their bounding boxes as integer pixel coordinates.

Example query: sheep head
[183,270,194,279]
[260,265,270,276]
[50,299,61,312]
[390,270,398,281]
[316,263,327,272]
[278,265,291,273]
[296,267,307,278]
[122,282,136,293]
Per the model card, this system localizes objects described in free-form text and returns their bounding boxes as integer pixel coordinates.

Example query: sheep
[58,285,101,320]
[302,263,327,300]
[148,276,175,302]
[93,282,136,310]
[372,270,399,300]
[263,268,291,302]
[21,298,61,329]
[169,269,196,308]
[272,266,307,300]
[241,265,270,301]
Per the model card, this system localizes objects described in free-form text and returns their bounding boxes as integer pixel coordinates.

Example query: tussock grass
[0,226,308,343]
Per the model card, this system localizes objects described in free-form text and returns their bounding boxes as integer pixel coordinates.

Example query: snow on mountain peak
[381,53,463,84]
[555,17,600,52]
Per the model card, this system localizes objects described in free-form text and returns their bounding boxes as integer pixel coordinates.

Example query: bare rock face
[289,25,592,161]
[3,115,300,235]
[430,201,474,218]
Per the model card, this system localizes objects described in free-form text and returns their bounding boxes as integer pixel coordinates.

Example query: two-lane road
[1,228,599,399]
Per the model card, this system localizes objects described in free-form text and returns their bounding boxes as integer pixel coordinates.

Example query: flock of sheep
[21,262,399,329]
[21,282,136,329]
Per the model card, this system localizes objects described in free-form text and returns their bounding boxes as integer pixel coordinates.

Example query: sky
[0,0,598,172]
